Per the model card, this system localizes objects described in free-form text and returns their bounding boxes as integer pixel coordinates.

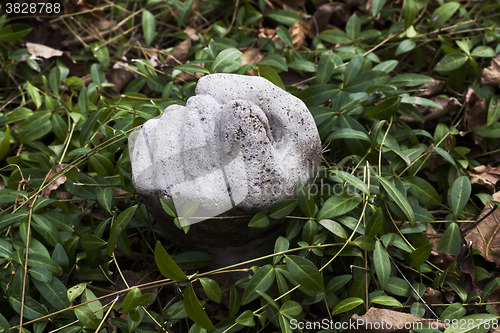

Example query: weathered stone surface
[130,74,321,267]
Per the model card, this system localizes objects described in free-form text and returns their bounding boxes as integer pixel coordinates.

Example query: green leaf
[385,277,410,297]
[74,306,99,329]
[9,294,48,321]
[332,297,364,315]
[97,187,114,213]
[269,199,297,219]
[210,48,243,73]
[371,296,402,307]
[481,278,500,301]
[448,282,468,303]
[80,109,103,146]
[174,64,210,74]
[374,240,391,289]
[475,123,500,138]
[259,54,288,72]
[471,46,496,58]
[366,96,400,119]
[403,0,417,28]
[229,285,241,317]
[327,275,352,293]
[26,82,42,109]
[390,74,434,87]
[487,96,500,126]
[352,235,375,251]
[372,0,386,16]
[107,205,137,256]
[89,153,114,177]
[298,184,315,217]
[366,208,384,237]
[49,67,61,95]
[395,39,416,56]
[67,283,87,303]
[274,236,290,265]
[258,65,285,89]
[18,111,51,133]
[437,223,461,256]
[142,10,156,46]
[404,176,441,206]
[199,278,222,303]
[160,199,177,217]
[318,29,351,45]
[248,211,270,228]
[326,128,371,142]
[346,14,360,40]
[184,283,216,330]
[0,24,32,43]
[155,241,188,281]
[440,303,466,321]
[435,53,468,72]
[241,264,275,305]
[430,2,460,28]
[285,255,324,291]
[334,170,370,196]
[317,193,362,220]
[433,146,458,168]
[267,10,300,26]
[280,300,302,316]
[317,51,339,84]
[319,219,347,239]
[123,287,142,314]
[344,54,363,85]
[344,70,389,93]
[276,26,293,47]
[288,60,317,72]
[0,125,10,160]
[374,174,415,227]
[235,310,255,327]
[450,176,471,219]
[408,243,432,267]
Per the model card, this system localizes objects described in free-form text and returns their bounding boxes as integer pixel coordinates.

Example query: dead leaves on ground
[481,54,500,85]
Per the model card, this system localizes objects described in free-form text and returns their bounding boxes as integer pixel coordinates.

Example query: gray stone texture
[130,74,321,267]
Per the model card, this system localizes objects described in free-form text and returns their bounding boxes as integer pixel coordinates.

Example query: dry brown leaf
[422,287,442,305]
[104,68,134,97]
[465,200,500,267]
[240,48,264,66]
[481,55,500,86]
[468,165,500,192]
[184,27,200,42]
[165,38,192,72]
[26,42,63,59]
[308,4,335,37]
[41,164,68,198]
[280,0,307,8]
[258,28,280,42]
[347,308,448,333]
[414,80,446,98]
[465,90,487,132]
[290,20,308,50]
[456,243,480,294]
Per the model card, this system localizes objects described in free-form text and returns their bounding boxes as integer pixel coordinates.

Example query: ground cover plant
[1,0,500,332]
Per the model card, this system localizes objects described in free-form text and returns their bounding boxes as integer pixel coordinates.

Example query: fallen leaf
[465,201,500,267]
[26,42,64,59]
[104,68,135,97]
[422,287,442,305]
[464,88,488,149]
[240,48,264,66]
[347,308,448,333]
[468,165,500,193]
[308,4,336,37]
[400,97,461,124]
[456,243,479,294]
[165,38,192,68]
[184,27,200,42]
[426,224,441,251]
[481,55,500,86]
[414,80,446,97]
[41,164,68,198]
[290,20,308,50]
[258,28,280,42]
[280,0,306,8]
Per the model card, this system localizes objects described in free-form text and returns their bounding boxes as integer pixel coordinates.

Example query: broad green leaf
[49,67,61,95]
[97,187,114,213]
[326,274,352,293]
[142,10,156,46]
[440,303,466,321]
[344,70,389,93]
[471,46,496,58]
[160,199,177,217]
[374,240,391,289]
[298,184,315,217]
[404,0,417,28]
[317,51,339,84]
[9,294,48,321]
[404,176,441,205]
[184,283,216,331]
[385,277,410,297]
[78,87,89,114]
[319,219,347,239]
[366,96,400,119]
[248,211,270,228]
[373,60,398,72]
[487,96,500,126]
[352,235,375,251]
[344,54,363,85]
[274,236,290,265]
[346,14,360,40]
[18,111,51,132]
[235,310,255,327]
[276,26,293,47]
[448,282,467,303]
[26,82,42,109]
[371,296,402,307]
[210,48,243,73]
[433,146,457,168]
[28,252,62,274]
[269,199,297,219]
[74,306,99,329]
[475,123,500,138]
[326,128,371,142]
[390,74,434,87]
[199,278,222,303]
[408,243,432,267]
[334,170,370,195]
[229,285,241,317]
[450,176,471,219]
[259,54,288,71]
[374,174,415,227]
[89,153,114,177]
[0,24,32,43]
[107,205,137,256]
[481,278,500,301]
[174,64,210,74]
[0,125,10,160]
[80,109,103,146]
[437,223,461,256]
[372,0,386,16]
[285,255,324,291]
[332,297,364,315]
[280,300,302,317]
[401,96,443,108]
[67,283,86,303]
[267,10,300,26]
[318,29,351,45]
[123,287,142,314]
[430,2,460,28]
[155,241,188,281]
[395,39,416,56]
[435,53,468,72]
[295,84,339,106]
[258,65,285,89]
[366,207,383,237]
[288,60,316,72]
[318,193,362,220]
[241,264,275,305]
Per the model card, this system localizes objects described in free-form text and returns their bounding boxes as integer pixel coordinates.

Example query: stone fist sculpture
[130,74,321,268]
